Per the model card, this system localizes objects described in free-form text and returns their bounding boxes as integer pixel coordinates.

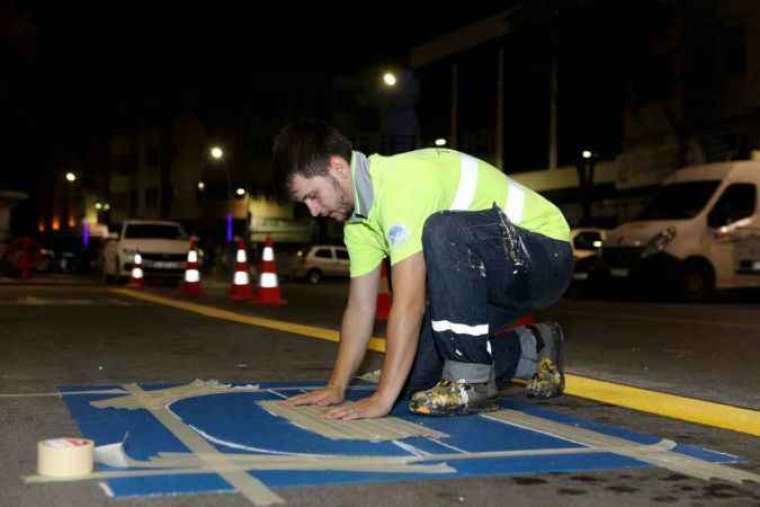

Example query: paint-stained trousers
[404,204,574,392]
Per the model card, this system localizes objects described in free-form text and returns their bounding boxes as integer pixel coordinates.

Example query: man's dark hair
[272,119,353,194]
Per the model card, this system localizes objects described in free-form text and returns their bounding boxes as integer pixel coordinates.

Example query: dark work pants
[404,204,573,392]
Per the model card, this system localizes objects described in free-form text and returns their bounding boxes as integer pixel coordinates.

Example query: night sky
[2,2,509,190]
[2,1,668,195]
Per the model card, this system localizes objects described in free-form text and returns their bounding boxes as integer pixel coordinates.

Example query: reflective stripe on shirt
[450,154,478,210]
[450,153,526,224]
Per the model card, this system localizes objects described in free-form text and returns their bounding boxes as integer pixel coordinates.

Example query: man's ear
[328,155,350,178]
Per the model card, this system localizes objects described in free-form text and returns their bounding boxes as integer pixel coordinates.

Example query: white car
[102,220,190,283]
[290,245,350,284]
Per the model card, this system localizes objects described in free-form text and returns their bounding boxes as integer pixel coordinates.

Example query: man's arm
[328,265,381,390]
[287,263,380,406]
[326,252,427,419]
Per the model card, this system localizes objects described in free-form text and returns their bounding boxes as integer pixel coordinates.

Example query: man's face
[290,158,354,222]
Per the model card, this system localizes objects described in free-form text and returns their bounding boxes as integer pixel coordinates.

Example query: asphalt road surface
[1,278,759,506]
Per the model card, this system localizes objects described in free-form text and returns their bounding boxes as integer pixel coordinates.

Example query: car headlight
[641,227,677,258]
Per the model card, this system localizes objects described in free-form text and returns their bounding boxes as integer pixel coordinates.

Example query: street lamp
[235,187,246,197]
[382,72,397,87]
[95,202,103,210]
[65,172,77,183]
[582,149,593,160]
[197,181,205,191]
[434,138,447,147]
[210,146,224,160]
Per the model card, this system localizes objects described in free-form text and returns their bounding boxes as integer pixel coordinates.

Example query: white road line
[0,389,128,399]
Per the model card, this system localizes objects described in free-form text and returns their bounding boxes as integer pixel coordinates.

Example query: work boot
[525,322,565,399]
[409,378,499,416]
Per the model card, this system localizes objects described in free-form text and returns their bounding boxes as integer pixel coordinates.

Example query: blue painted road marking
[59,381,738,499]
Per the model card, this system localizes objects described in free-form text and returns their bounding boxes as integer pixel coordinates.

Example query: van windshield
[637,180,721,220]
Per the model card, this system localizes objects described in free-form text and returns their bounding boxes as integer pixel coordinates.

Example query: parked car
[600,160,760,301]
[102,220,190,283]
[571,227,607,282]
[40,234,101,273]
[290,245,350,284]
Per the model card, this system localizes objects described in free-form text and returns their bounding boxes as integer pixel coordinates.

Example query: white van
[602,160,760,301]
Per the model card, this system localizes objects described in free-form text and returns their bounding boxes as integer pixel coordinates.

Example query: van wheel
[307,269,323,285]
[680,261,715,302]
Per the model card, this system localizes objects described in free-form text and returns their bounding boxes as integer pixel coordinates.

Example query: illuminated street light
[235,187,246,197]
[382,72,397,87]
[65,172,77,183]
[95,202,103,210]
[210,146,224,160]
[435,138,447,147]
[103,203,111,211]
[197,181,206,191]
[581,149,593,160]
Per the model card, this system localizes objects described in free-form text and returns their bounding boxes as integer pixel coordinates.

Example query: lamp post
[209,146,233,242]
[64,171,79,230]
[576,149,597,226]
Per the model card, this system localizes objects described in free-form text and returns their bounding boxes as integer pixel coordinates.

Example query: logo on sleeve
[387,224,410,249]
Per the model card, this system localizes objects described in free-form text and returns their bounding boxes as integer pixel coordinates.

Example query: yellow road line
[564,375,760,437]
[110,288,387,352]
[113,288,760,438]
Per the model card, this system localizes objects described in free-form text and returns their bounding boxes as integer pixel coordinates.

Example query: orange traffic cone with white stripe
[376,260,392,321]
[182,239,202,296]
[229,239,253,301]
[253,236,286,305]
[512,313,535,327]
[128,251,144,288]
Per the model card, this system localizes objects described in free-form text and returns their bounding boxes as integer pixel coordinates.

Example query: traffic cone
[182,239,202,296]
[492,312,536,338]
[375,260,392,321]
[229,239,253,301]
[512,313,535,327]
[253,236,286,305]
[128,251,144,288]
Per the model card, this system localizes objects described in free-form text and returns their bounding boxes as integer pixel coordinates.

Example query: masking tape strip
[120,383,283,506]
[483,409,760,484]
[25,439,679,483]
[258,401,448,441]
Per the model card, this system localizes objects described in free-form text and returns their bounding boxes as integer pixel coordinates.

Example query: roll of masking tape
[37,438,94,477]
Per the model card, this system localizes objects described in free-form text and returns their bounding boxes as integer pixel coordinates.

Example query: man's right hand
[286,385,345,407]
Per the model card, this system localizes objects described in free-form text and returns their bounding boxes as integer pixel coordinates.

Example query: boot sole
[409,398,501,417]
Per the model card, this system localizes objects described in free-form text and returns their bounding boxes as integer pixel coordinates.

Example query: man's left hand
[323,394,393,420]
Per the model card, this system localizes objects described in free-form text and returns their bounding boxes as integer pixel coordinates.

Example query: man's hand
[323,394,393,420]
[286,385,344,407]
